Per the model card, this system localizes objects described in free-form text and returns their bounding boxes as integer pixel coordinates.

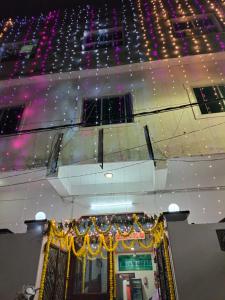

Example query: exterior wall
[0,1,225,232]
[0,0,224,79]
[1,52,225,171]
[167,220,225,300]
[0,225,43,300]
[0,3,224,171]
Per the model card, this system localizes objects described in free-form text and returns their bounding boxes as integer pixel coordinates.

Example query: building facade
[0,0,225,232]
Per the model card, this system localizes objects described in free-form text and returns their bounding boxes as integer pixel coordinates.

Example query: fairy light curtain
[0,0,224,79]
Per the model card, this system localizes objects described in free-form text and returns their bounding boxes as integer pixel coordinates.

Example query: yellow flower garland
[92,217,112,234]
[138,239,154,249]
[71,235,88,257]
[64,247,71,300]
[51,214,162,239]
[86,235,103,256]
[102,235,119,252]
[38,227,53,300]
[40,217,176,300]
[73,224,90,237]
[113,252,116,299]
[50,220,165,256]
[133,214,160,235]
[101,251,107,260]
[163,234,176,300]
[116,224,134,237]
[121,239,136,250]
[51,220,71,238]
[109,238,114,300]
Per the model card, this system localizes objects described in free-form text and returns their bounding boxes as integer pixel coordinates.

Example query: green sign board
[118,254,152,271]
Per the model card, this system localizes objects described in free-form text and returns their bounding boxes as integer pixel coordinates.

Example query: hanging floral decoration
[163,235,176,300]
[38,213,175,300]
[109,237,114,300]
[64,246,71,300]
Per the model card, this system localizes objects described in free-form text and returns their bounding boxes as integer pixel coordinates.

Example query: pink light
[23,107,34,118]
[12,135,31,149]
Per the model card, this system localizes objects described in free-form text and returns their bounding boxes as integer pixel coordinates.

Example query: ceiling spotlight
[168,203,180,213]
[104,172,113,179]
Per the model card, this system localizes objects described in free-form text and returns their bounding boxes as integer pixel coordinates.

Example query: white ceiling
[49,160,158,196]
[0,155,224,233]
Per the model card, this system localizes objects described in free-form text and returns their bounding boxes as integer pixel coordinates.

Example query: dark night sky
[1,0,109,17]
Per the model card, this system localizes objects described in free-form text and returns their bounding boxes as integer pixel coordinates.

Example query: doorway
[67,252,108,300]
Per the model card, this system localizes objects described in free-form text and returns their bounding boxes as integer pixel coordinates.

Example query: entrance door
[67,255,108,300]
[43,245,67,300]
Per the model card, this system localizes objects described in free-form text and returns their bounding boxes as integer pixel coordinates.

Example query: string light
[0,18,13,39]
[0,1,224,230]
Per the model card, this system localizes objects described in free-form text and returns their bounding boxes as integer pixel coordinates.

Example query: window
[0,39,38,62]
[172,14,221,38]
[82,27,123,51]
[193,85,225,114]
[82,94,133,126]
[0,105,24,134]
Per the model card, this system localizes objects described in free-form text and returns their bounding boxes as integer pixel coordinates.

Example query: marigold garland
[102,235,119,252]
[38,226,53,300]
[133,214,159,234]
[40,217,176,300]
[52,220,71,238]
[116,224,134,237]
[109,238,114,300]
[113,252,116,299]
[138,239,154,249]
[64,247,71,300]
[50,220,164,256]
[101,251,107,260]
[86,235,103,256]
[86,255,98,261]
[92,217,112,234]
[73,224,90,237]
[51,214,160,239]
[163,234,176,300]
[121,239,136,250]
[86,251,107,261]
[71,235,87,257]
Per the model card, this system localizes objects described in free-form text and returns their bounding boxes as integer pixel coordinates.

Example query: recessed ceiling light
[104,172,113,179]
[168,203,180,212]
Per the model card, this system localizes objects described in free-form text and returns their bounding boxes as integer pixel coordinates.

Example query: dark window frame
[0,39,38,63]
[193,85,225,114]
[0,105,24,135]
[81,93,134,127]
[171,14,222,38]
[82,27,124,52]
